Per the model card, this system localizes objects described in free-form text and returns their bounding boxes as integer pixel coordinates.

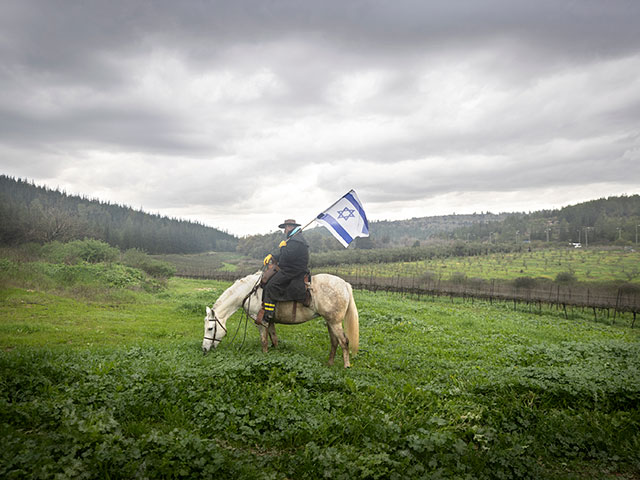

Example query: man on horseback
[256,219,310,327]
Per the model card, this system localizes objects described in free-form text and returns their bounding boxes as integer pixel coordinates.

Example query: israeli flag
[316,189,369,248]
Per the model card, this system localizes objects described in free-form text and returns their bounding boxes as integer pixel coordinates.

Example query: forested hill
[370,213,510,246]
[238,196,640,258]
[237,213,512,257]
[0,175,238,253]
[444,195,640,245]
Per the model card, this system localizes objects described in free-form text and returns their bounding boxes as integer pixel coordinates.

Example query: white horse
[202,272,359,367]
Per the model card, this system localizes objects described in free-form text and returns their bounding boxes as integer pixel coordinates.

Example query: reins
[234,276,262,349]
[225,275,262,350]
[204,272,262,350]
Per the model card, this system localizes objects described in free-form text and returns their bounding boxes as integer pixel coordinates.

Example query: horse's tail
[344,282,359,354]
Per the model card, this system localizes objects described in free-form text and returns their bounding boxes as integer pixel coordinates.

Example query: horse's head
[202,306,227,354]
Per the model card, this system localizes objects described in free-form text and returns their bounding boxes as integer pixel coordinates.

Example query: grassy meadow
[1,258,639,479]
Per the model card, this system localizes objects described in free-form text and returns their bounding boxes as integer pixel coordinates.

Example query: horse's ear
[206,306,212,316]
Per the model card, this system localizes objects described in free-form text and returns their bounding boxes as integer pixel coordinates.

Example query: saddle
[260,264,312,320]
[292,273,312,322]
[301,273,312,307]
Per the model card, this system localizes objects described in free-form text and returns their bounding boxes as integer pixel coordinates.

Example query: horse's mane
[212,272,261,309]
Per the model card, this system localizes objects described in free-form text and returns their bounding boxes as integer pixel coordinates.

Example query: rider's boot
[263,302,276,324]
[255,307,269,327]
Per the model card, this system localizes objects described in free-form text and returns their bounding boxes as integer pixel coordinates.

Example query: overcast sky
[1,0,639,236]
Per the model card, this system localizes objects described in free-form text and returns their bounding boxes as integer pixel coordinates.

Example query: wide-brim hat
[278,219,301,228]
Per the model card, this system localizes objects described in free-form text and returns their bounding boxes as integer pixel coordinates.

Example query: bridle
[204,274,262,350]
[203,311,227,346]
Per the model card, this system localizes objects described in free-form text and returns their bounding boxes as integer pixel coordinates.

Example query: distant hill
[368,213,510,247]
[237,194,640,263]
[239,195,640,259]
[304,196,640,252]
[443,195,640,245]
[237,213,511,258]
[0,175,238,253]
[5,174,637,256]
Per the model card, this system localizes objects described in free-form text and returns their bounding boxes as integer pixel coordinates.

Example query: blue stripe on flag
[345,191,369,234]
[321,214,353,245]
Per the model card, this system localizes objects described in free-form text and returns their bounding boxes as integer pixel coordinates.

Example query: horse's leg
[268,322,278,348]
[326,324,339,366]
[259,326,269,353]
[326,321,350,368]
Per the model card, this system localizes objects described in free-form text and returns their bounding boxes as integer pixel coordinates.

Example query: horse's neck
[213,273,261,320]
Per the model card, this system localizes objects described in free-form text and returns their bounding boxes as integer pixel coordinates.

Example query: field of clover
[1,270,639,479]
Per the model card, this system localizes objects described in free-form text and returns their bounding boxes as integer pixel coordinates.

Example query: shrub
[467,277,487,289]
[8,242,43,261]
[419,270,437,283]
[34,262,145,288]
[514,276,537,290]
[0,259,153,294]
[122,249,175,279]
[41,239,119,264]
[121,247,149,266]
[555,271,577,284]
[450,272,467,284]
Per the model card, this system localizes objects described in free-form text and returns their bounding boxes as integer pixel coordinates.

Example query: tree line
[309,241,521,268]
[444,195,640,245]
[5,174,638,258]
[236,195,640,261]
[0,175,238,254]
[235,231,522,266]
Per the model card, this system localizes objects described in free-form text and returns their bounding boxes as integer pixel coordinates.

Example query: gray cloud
[1,0,639,235]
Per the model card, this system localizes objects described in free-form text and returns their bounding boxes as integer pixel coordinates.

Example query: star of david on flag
[316,189,369,248]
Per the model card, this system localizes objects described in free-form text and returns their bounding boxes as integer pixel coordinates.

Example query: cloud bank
[1,0,639,235]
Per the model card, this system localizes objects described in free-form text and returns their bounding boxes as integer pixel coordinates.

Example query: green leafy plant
[1,276,639,479]
[513,276,536,289]
[41,238,120,264]
[555,271,577,284]
[122,248,176,278]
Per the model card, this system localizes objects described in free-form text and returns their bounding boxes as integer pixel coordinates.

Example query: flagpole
[285,218,316,241]
[300,218,317,231]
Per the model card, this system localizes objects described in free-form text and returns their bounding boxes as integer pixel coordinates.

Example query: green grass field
[323,247,640,283]
[2,273,639,479]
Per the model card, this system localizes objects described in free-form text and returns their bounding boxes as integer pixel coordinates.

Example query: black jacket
[273,232,309,277]
[263,232,310,302]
